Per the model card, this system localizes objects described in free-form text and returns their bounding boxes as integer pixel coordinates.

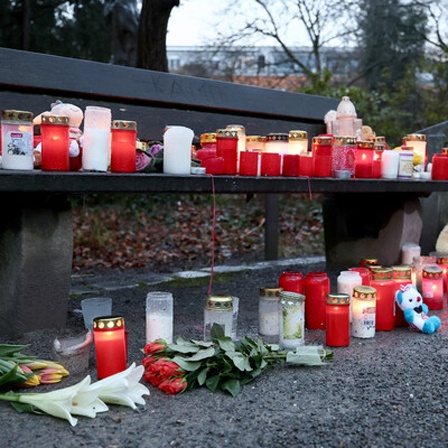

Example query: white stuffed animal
[395,284,441,334]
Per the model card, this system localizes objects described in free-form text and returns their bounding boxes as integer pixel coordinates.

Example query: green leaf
[167,344,200,354]
[197,367,210,386]
[186,347,216,362]
[171,356,203,372]
[210,323,225,339]
[0,344,29,357]
[222,379,241,397]
[226,352,252,372]
[11,401,35,414]
[218,339,235,352]
[190,340,215,348]
[205,374,220,392]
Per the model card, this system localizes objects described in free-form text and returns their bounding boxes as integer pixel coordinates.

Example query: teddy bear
[34,100,84,170]
[395,284,441,334]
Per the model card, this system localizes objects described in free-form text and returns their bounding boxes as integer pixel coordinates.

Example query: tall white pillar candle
[163,126,194,175]
[381,150,399,179]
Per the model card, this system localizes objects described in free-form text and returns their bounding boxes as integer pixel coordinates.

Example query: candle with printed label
[351,286,376,339]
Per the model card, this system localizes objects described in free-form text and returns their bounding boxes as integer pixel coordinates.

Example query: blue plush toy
[395,284,441,334]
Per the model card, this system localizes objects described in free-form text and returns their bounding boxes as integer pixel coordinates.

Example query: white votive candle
[381,150,399,179]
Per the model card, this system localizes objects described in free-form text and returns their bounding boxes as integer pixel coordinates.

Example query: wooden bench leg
[323,193,423,271]
[0,193,72,337]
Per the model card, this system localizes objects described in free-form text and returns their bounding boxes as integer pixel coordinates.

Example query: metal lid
[93,315,125,330]
[312,136,332,145]
[111,120,137,131]
[1,109,34,122]
[437,255,448,264]
[288,130,308,140]
[279,291,305,302]
[442,148,448,155]
[391,265,412,279]
[353,286,376,299]
[205,294,233,311]
[200,132,217,143]
[422,266,443,279]
[361,258,378,266]
[371,267,393,281]
[246,135,265,143]
[356,140,374,149]
[41,114,69,126]
[326,293,350,305]
[334,136,356,146]
[260,287,283,299]
[404,133,426,142]
[266,133,289,142]
[226,124,245,132]
[216,129,238,139]
[375,136,386,143]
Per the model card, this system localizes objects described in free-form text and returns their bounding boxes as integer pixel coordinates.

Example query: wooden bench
[0,47,447,337]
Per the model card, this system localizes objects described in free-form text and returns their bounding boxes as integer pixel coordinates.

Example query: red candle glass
[282,154,300,176]
[431,152,448,180]
[239,151,259,176]
[355,140,375,178]
[299,153,314,177]
[216,129,238,175]
[93,315,127,379]
[348,267,372,286]
[303,271,330,330]
[325,293,350,347]
[279,271,303,294]
[421,266,444,310]
[370,268,396,331]
[203,156,225,175]
[110,120,137,173]
[372,147,383,178]
[312,136,333,178]
[260,152,281,176]
[392,265,413,327]
[436,255,448,294]
[40,114,70,171]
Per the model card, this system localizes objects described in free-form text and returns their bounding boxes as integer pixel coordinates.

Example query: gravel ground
[2,257,448,448]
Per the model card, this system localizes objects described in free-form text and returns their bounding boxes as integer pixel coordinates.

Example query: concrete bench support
[0,194,72,337]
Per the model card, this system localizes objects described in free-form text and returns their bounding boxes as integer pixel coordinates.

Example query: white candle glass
[401,243,421,265]
[163,125,194,175]
[381,150,400,179]
[82,106,111,171]
[351,286,376,339]
[146,291,174,344]
[337,271,362,322]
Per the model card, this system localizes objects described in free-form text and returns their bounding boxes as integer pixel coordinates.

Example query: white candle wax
[401,243,421,265]
[381,150,399,179]
[337,271,362,322]
[146,314,173,344]
[351,297,376,338]
[82,128,111,171]
[163,126,194,175]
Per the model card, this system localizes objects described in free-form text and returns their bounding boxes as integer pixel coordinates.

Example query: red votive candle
[370,268,396,331]
[239,151,259,176]
[203,156,225,175]
[40,114,70,171]
[93,315,127,379]
[348,267,372,286]
[111,120,137,173]
[260,152,281,176]
[431,152,448,180]
[216,129,238,175]
[279,271,303,294]
[312,136,333,177]
[392,265,413,327]
[325,293,350,347]
[355,140,375,178]
[436,255,448,294]
[197,148,217,163]
[299,153,314,177]
[304,271,330,330]
[282,154,300,176]
[422,266,444,310]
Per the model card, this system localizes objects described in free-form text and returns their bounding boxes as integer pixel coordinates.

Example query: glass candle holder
[403,133,427,170]
[258,287,282,344]
[226,124,246,172]
[298,153,314,177]
[246,135,266,152]
[332,136,356,178]
[360,258,378,268]
[391,265,413,327]
[381,150,400,179]
[303,271,330,330]
[370,268,396,331]
[200,132,217,151]
[436,254,448,294]
[422,266,444,310]
[93,315,127,379]
[348,267,372,286]
[216,129,238,175]
[202,156,225,175]
[325,293,350,347]
[82,106,111,172]
[1,109,34,170]
[146,291,174,344]
[239,150,259,176]
[278,271,303,294]
[163,125,194,175]
[351,286,376,339]
[397,149,414,179]
[204,294,233,341]
[337,270,362,322]
[40,114,70,171]
[278,291,306,350]
[265,133,289,155]
[372,145,383,179]
[431,152,448,180]
[260,152,281,176]
[110,120,137,173]
[312,136,333,178]
[355,140,374,178]
[288,130,308,155]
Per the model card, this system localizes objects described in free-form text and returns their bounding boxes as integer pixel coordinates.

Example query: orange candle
[40,114,70,171]
[93,316,127,379]
[326,293,350,347]
[111,120,137,172]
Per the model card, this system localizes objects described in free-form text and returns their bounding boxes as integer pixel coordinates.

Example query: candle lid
[436,255,448,264]
[279,291,305,302]
[370,267,393,281]
[266,133,289,142]
[361,258,378,266]
[246,135,265,143]
[326,293,350,305]
[375,136,386,144]
[111,120,137,131]
[422,266,443,279]
[442,148,448,155]
[334,136,356,146]
[312,136,332,145]
[205,294,233,311]
[226,124,245,132]
[41,114,69,126]
[353,286,376,299]
[391,265,412,279]
[356,140,374,149]
[93,315,125,330]
[216,129,238,139]
[200,132,217,144]
[260,287,283,299]
[403,133,426,142]
[288,130,308,140]
[1,109,34,122]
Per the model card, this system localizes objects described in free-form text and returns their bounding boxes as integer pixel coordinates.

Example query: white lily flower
[85,363,150,409]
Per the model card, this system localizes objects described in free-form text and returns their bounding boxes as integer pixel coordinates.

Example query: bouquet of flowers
[142,325,333,397]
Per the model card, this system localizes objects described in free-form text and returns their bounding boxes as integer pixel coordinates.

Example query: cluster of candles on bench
[258,244,447,348]
[196,124,434,180]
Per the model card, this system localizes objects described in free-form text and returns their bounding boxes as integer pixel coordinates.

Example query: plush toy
[34,100,84,169]
[395,284,441,334]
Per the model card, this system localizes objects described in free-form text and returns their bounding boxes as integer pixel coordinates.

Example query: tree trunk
[137,0,179,72]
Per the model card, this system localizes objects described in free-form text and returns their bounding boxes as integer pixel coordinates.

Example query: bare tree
[137,0,179,71]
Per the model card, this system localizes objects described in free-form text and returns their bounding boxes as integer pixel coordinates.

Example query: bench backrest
[0,47,337,141]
